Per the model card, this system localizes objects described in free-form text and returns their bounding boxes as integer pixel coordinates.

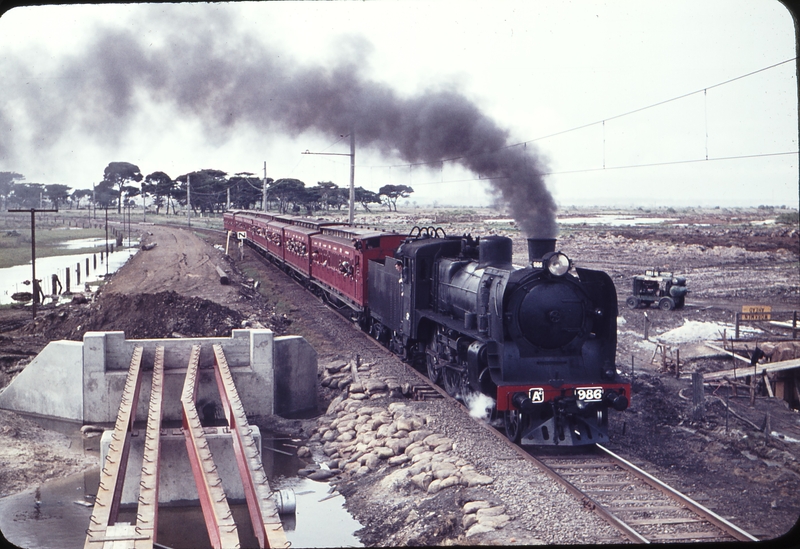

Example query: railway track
[529,445,760,543]
[230,228,760,544]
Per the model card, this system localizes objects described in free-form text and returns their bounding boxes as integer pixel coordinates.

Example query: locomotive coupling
[605,390,629,411]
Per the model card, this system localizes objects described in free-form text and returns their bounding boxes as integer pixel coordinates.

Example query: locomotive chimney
[527,238,556,263]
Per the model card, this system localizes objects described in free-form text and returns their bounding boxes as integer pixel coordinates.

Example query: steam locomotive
[224,210,629,446]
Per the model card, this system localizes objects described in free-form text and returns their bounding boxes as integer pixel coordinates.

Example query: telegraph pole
[349,130,355,224]
[302,130,356,224]
[187,174,191,227]
[9,207,58,319]
[263,161,268,212]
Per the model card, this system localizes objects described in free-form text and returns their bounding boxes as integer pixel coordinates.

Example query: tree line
[0,162,414,215]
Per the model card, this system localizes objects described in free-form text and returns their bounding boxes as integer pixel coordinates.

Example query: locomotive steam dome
[515,281,587,349]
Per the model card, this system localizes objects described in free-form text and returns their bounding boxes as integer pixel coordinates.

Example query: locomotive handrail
[408,226,447,239]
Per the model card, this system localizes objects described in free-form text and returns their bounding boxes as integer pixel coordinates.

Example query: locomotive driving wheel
[504,410,524,443]
[425,335,442,383]
[426,348,441,384]
[442,366,467,398]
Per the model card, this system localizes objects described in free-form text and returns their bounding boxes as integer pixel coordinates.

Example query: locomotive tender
[224,210,629,446]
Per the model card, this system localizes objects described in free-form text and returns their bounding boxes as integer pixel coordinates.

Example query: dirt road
[102,225,240,304]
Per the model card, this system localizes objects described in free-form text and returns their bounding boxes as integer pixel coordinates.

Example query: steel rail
[212,344,288,549]
[596,444,759,542]
[134,346,166,549]
[85,346,145,549]
[181,345,240,549]
[506,445,650,543]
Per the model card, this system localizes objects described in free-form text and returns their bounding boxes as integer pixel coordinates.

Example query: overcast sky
[0,0,797,210]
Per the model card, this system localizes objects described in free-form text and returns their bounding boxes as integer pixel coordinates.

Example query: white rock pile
[303,359,512,538]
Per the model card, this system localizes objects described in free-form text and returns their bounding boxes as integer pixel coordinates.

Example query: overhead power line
[403,150,799,187]
[361,57,797,172]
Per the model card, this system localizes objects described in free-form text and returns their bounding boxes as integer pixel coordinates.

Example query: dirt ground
[0,208,799,544]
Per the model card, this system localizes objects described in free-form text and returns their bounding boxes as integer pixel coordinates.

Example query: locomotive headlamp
[546,252,571,276]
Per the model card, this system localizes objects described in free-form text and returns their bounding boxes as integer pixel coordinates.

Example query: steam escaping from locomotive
[0,9,557,238]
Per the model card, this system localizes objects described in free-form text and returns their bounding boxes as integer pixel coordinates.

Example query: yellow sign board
[741,305,771,321]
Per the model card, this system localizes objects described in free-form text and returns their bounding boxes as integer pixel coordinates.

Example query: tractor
[626,270,687,310]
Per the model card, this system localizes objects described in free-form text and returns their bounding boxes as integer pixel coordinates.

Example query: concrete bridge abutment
[0,328,317,424]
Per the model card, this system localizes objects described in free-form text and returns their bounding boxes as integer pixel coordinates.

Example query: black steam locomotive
[367,230,629,446]
[224,211,629,446]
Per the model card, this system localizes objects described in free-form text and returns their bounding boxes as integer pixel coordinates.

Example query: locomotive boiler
[367,229,629,446]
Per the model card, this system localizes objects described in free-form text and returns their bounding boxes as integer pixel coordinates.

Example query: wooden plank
[626,517,703,525]
[569,480,635,487]
[608,505,685,513]
[650,531,733,540]
[702,345,800,380]
[704,343,752,364]
[545,461,618,469]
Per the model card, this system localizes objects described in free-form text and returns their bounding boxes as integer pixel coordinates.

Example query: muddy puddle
[0,431,362,548]
[0,244,136,306]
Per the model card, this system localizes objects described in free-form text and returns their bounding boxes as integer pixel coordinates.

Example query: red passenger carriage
[310,227,405,310]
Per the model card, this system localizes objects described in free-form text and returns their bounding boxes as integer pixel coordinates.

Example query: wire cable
[360,57,797,171]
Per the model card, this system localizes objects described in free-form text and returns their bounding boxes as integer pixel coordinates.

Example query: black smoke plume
[0,10,557,237]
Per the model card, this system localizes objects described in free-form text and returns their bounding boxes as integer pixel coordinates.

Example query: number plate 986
[575,387,603,401]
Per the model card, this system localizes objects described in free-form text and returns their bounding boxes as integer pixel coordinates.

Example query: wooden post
[351,355,361,383]
[675,349,681,378]
[725,390,730,433]
[76,262,81,285]
[692,372,705,420]
[749,374,756,407]
[735,312,740,340]
[792,373,800,408]
[793,311,798,340]
[65,267,70,294]
[764,372,774,398]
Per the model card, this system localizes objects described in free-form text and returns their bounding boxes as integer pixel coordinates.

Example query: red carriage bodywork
[310,227,405,309]
[224,211,403,311]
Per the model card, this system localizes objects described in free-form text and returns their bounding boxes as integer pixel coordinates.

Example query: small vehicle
[626,270,687,310]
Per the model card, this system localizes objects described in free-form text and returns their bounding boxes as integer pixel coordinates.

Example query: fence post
[692,372,705,420]
[735,312,740,340]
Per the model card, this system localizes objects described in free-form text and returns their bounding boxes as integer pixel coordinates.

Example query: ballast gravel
[299,356,626,546]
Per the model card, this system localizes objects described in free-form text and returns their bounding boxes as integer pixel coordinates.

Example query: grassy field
[0,226,112,269]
